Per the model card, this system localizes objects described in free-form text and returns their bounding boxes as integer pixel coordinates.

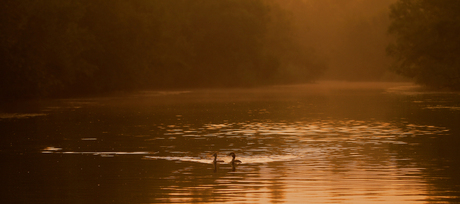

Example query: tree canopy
[0,0,325,99]
[387,0,460,89]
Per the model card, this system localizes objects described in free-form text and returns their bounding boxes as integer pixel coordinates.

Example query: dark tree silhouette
[387,0,460,89]
[0,0,326,99]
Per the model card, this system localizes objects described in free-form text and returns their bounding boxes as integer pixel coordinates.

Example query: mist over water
[1,82,460,203]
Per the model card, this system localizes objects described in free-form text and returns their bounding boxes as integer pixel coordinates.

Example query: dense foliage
[387,0,460,89]
[0,0,325,99]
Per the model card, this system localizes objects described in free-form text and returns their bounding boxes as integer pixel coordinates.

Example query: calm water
[1,82,460,203]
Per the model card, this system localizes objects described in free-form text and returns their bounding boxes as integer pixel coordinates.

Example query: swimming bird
[212,152,224,163]
[228,152,242,164]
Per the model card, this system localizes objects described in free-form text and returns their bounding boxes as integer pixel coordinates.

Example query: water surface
[1,82,460,203]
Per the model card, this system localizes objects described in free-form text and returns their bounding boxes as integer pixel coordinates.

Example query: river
[1,81,460,203]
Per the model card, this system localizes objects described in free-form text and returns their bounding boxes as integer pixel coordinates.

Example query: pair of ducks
[212,152,242,164]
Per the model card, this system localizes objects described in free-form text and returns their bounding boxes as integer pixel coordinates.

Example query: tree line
[388,0,460,90]
[0,0,325,99]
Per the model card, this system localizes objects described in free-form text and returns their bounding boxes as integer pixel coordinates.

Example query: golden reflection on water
[139,119,444,203]
[38,114,451,203]
[5,83,460,203]
[30,83,460,203]
[41,119,447,203]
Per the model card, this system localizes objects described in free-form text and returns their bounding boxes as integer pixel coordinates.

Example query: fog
[275,0,397,81]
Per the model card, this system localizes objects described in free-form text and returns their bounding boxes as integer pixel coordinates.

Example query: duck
[228,152,242,164]
[212,152,224,163]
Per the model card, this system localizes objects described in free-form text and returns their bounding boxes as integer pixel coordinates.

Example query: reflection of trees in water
[393,131,460,202]
[390,93,460,202]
